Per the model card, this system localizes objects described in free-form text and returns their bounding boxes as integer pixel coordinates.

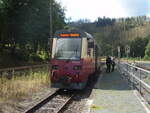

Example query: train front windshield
[54,38,81,60]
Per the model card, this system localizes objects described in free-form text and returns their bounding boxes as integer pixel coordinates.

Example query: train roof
[54,29,94,39]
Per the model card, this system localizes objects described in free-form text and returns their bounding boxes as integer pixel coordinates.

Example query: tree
[68,16,150,57]
[144,40,150,60]
[0,0,66,65]
[130,37,149,57]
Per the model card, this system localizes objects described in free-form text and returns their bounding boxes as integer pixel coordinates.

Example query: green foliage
[52,0,66,32]
[129,37,149,57]
[144,40,150,60]
[69,16,150,57]
[96,17,115,27]
[0,0,66,67]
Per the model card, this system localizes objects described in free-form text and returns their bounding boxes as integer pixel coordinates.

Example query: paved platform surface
[89,70,147,113]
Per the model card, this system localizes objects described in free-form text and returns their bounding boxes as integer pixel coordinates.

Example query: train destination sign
[59,33,80,37]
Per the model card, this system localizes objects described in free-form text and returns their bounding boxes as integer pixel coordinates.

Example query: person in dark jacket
[111,58,115,72]
[106,56,112,73]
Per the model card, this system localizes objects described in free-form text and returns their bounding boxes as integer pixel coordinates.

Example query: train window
[54,38,81,60]
[88,42,94,48]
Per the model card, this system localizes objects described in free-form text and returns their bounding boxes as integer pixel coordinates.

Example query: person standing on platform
[111,57,115,72]
[106,56,112,73]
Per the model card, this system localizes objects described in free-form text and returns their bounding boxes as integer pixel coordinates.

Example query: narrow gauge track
[24,89,75,113]
[137,65,150,71]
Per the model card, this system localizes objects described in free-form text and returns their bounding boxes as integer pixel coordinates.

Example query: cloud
[118,0,150,16]
[57,0,150,21]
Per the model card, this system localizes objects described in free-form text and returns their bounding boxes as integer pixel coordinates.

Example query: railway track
[24,89,75,113]
[137,65,150,71]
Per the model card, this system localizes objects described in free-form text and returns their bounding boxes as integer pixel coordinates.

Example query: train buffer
[87,64,150,113]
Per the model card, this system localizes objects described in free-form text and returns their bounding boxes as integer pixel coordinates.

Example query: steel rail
[24,89,74,113]
[24,90,60,113]
[56,95,74,113]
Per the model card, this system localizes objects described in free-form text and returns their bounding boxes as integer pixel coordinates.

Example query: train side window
[88,41,94,57]
[88,42,94,48]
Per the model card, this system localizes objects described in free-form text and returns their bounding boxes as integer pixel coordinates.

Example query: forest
[69,16,150,59]
[0,0,65,67]
[0,0,150,68]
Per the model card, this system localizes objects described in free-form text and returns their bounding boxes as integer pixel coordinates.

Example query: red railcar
[50,29,100,89]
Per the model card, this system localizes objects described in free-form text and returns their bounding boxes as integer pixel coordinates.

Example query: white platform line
[82,99,93,113]
[134,90,150,113]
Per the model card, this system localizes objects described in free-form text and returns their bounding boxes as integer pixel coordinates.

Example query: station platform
[89,69,148,113]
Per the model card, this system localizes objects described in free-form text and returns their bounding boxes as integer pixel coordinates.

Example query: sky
[56,0,150,22]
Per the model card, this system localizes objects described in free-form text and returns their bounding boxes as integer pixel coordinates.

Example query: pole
[50,0,53,58]
[49,0,53,81]
[112,44,113,56]
[50,0,53,39]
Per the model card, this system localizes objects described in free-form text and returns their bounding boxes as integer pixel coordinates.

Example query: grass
[0,67,50,101]
[122,57,150,62]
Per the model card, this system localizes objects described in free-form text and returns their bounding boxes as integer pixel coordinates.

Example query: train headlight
[73,66,82,70]
[52,65,59,70]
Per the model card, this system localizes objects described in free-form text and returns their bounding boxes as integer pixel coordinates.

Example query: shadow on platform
[72,68,131,102]
[94,69,131,91]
